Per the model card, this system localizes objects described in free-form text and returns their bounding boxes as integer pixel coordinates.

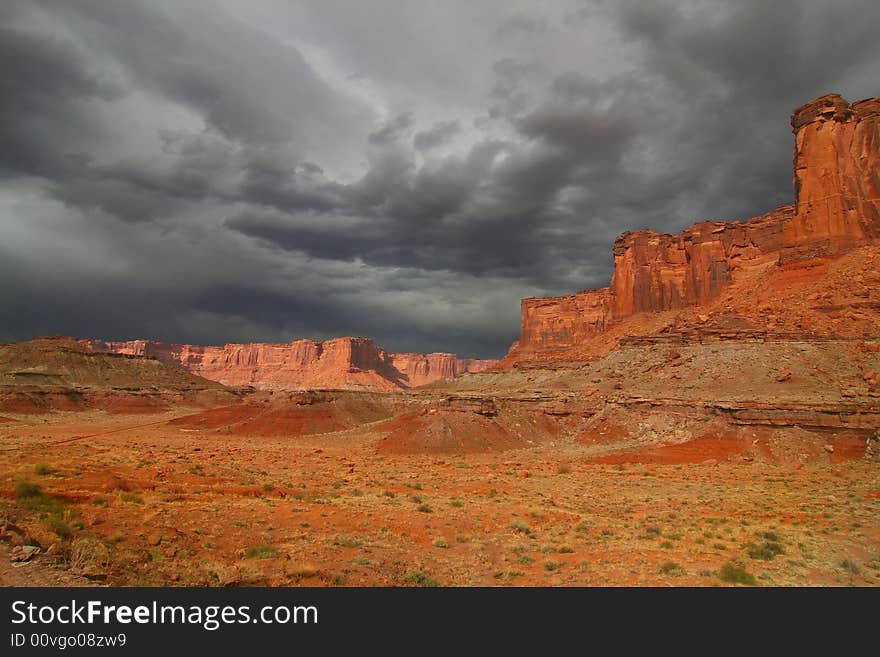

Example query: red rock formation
[390,352,496,387]
[610,207,790,317]
[83,337,497,391]
[509,94,880,362]
[785,94,880,259]
[512,288,611,359]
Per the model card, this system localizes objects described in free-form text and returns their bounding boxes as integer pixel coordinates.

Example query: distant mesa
[0,336,234,414]
[81,336,499,391]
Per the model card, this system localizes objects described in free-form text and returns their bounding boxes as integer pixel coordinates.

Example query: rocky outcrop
[509,94,880,361]
[83,337,498,391]
[0,337,236,413]
[609,207,790,317]
[390,352,496,387]
[784,95,880,260]
[515,288,611,357]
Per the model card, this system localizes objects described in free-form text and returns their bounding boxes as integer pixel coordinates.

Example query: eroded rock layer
[82,337,497,391]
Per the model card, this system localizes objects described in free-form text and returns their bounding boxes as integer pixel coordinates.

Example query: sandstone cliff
[83,337,498,391]
[508,94,880,362]
[786,95,880,259]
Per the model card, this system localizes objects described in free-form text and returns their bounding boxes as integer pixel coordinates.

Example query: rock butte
[505,94,880,362]
[82,336,497,391]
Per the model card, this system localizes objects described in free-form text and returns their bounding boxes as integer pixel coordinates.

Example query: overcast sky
[1,0,877,357]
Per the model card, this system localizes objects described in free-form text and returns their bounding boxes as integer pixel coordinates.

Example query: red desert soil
[168,392,402,437]
[2,402,878,588]
[375,410,527,454]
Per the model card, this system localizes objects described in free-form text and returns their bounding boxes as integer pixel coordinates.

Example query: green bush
[15,481,42,498]
[15,480,65,514]
[719,560,757,585]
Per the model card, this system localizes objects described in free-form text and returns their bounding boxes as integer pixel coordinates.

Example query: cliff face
[609,207,790,317]
[510,94,880,361]
[513,289,612,358]
[390,352,496,387]
[784,95,880,259]
[83,337,498,391]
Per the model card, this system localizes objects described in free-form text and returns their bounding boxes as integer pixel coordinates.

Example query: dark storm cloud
[44,0,363,148]
[369,113,415,146]
[1,0,878,357]
[0,25,118,178]
[413,120,460,152]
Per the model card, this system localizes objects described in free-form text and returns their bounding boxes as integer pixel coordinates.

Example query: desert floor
[1,406,878,587]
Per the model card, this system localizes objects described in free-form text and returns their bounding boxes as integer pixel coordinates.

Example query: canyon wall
[390,352,496,387]
[609,207,790,317]
[784,94,880,260]
[83,337,497,391]
[511,94,880,361]
[515,288,612,357]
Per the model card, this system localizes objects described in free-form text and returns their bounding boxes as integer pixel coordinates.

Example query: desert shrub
[747,540,785,561]
[119,492,144,505]
[659,561,684,576]
[50,518,72,540]
[719,560,757,585]
[416,503,433,513]
[245,544,278,559]
[68,538,110,575]
[494,571,524,581]
[15,480,42,498]
[15,480,64,514]
[407,571,439,587]
[34,464,53,475]
[840,559,860,575]
[510,519,532,535]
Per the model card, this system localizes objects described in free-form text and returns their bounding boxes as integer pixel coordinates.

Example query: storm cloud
[1,0,877,357]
